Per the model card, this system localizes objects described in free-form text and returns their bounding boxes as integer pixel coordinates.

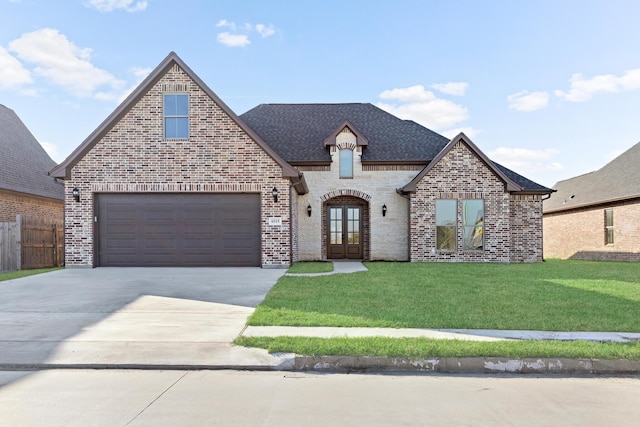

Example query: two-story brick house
[50,52,552,268]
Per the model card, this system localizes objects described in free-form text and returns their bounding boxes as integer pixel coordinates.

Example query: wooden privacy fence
[0,215,64,271]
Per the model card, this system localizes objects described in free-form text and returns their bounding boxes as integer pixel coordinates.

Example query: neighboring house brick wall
[0,189,63,222]
[410,140,514,262]
[543,199,640,260]
[65,64,291,267]
[295,145,418,261]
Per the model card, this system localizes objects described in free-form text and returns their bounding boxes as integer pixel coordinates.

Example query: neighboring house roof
[0,104,63,200]
[49,52,304,187]
[239,103,450,164]
[544,141,640,213]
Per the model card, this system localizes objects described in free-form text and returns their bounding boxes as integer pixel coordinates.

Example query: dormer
[323,121,368,178]
[323,120,368,150]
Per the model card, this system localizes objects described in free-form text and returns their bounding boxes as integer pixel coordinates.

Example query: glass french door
[327,205,362,259]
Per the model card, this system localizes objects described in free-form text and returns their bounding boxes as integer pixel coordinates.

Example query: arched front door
[327,205,363,259]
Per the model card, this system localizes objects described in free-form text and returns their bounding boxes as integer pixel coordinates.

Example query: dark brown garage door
[96,193,260,267]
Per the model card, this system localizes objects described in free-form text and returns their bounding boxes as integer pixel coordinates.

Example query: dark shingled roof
[544,141,640,213]
[0,105,63,200]
[240,103,449,163]
[494,163,552,193]
[240,103,552,193]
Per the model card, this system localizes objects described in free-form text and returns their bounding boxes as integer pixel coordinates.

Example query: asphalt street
[0,370,639,426]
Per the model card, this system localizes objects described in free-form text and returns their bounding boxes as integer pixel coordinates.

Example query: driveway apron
[0,268,287,369]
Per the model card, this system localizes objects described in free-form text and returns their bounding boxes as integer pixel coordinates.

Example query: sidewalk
[242,326,640,343]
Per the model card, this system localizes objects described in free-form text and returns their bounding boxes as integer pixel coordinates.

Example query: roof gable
[401,133,525,194]
[0,105,63,200]
[50,52,300,180]
[323,120,369,147]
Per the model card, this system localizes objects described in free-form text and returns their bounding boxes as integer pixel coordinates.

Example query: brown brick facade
[543,198,640,261]
[0,189,63,223]
[65,64,291,267]
[409,141,543,262]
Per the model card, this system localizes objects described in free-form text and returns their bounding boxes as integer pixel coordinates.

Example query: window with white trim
[164,94,189,139]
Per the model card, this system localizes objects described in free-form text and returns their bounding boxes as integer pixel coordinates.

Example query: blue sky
[2,0,640,188]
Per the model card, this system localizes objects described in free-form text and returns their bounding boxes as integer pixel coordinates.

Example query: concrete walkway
[284,260,368,276]
[242,326,640,343]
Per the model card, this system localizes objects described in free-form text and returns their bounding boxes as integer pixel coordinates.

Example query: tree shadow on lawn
[252,262,640,332]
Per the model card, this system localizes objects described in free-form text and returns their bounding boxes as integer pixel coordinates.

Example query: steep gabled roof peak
[49,52,300,180]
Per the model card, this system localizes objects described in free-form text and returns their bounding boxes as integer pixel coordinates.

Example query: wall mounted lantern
[307,204,312,217]
[382,204,387,217]
[72,187,80,202]
[272,187,279,203]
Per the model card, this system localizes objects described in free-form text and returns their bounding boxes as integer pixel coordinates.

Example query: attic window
[164,94,189,139]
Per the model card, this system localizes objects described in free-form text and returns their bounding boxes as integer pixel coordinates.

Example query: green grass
[0,267,62,282]
[248,260,640,332]
[235,336,640,360]
[287,261,334,274]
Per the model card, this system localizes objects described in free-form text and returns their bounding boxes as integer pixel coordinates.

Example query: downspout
[540,191,555,261]
[396,188,412,262]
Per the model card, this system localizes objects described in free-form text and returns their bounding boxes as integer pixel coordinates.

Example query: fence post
[52,222,58,267]
[16,214,22,270]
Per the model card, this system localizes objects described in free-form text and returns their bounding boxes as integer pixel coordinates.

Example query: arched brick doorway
[322,194,370,260]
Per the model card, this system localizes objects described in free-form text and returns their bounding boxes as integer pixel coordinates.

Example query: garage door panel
[97,193,261,267]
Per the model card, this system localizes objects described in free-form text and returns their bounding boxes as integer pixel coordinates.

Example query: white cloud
[86,0,148,12]
[430,82,468,96]
[0,46,32,89]
[555,68,640,102]
[8,28,126,99]
[40,141,62,163]
[377,84,469,130]
[216,19,236,30]
[215,20,276,47]
[255,24,275,38]
[217,32,250,48]
[95,66,152,102]
[488,147,563,176]
[507,90,549,112]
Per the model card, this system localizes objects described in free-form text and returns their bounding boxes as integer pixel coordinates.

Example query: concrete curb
[292,356,640,375]
[3,356,639,375]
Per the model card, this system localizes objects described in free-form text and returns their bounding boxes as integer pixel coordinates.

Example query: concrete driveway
[0,268,289,369]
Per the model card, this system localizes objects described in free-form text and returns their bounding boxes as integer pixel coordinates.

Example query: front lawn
[248,260,640,332]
